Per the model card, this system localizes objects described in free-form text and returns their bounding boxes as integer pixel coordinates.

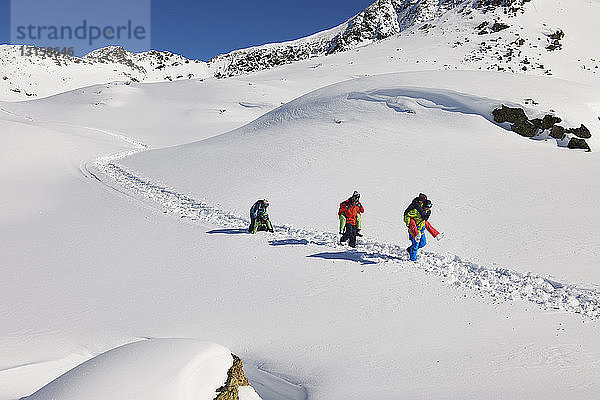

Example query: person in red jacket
[339,191,364,236]
[339,191,364,248]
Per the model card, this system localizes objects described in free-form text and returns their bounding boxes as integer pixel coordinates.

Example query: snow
[24,339,235,400]
[2,0,600,399]
[118,71,600,286]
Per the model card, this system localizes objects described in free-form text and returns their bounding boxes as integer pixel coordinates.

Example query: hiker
[249,199,274,233]
[404,193,441,261]
[404,193,429,222]
[339,191,364,237]
[339,191,364,248]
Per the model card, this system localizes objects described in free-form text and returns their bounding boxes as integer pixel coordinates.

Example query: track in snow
[89,139,600,320]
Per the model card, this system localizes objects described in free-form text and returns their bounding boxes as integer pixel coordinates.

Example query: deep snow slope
[0,78,294,148]
[2,103,599,400]
[121,71,600,286]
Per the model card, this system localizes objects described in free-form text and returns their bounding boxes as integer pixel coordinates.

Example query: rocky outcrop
[545,29,564,51]
[211,0,529,78]
[492,105,592,151]
[84,46,146,72]
[490,104,536,137]
[565,124,591,139]
[477,0,529,6]
[492,105,528,124]
[542,114,562,129]
[214,354,252,400]
[568,138,591,151]
[328,0,401,54]
[476,20,510,34]
[476,0,531,12]
[550,125,565,139]
[212,0,412,77]
[511,119,537,137]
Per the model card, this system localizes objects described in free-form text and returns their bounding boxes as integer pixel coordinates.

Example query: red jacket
[338,200,364,225]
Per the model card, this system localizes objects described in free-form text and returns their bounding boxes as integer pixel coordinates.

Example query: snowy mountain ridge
[0,45,210,100]
[194,0,529,77]
[0,0,538,100]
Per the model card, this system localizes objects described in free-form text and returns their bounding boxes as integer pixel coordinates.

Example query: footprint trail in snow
[91,141,600,320]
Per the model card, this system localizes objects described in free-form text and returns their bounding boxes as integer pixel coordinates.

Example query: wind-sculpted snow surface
[23,339,250,400]
[94,155,600,320]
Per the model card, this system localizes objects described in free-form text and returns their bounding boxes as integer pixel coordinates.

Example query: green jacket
[404,208,426,230]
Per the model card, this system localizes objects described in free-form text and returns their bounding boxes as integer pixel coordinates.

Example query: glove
[414,233,422,242]
[435,232,444,241]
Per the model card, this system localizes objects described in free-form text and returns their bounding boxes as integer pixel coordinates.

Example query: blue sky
[0,0,374,60]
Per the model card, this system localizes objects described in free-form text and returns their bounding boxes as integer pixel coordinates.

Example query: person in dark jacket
[404,193,430,221]
[249,199,274,233]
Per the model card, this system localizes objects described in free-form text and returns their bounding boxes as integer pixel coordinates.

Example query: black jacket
[404,197,430,220]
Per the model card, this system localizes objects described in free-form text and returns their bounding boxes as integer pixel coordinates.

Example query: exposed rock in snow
[566,124,591,139]
[215,354,255,400]
[567,137,591,151]
[493,104,593,148]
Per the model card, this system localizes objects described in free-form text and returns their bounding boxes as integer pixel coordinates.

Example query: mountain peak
[1,0,595,101]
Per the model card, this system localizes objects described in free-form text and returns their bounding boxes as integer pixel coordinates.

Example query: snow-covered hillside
[0,45,210,101]
[118,70,600,286]
[2,0,600,399]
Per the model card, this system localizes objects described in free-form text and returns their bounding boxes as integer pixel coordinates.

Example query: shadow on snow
[307,251,379,265]
[269,239,309,246]
[206,228,249,235]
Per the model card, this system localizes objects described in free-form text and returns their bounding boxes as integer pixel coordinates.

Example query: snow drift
[22,339,261,400]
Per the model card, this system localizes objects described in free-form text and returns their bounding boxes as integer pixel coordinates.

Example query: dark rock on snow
[492,105,592,150]
[492,105,528,124]
[491,22,510,32]
[567,138,591,151]
[542,114,562,129]
[214,354,252,400]
[511,119,538,137]
[565,124,591,139]
[550,125,566,139]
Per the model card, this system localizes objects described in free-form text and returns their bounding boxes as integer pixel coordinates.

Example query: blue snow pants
[409,226,427,261]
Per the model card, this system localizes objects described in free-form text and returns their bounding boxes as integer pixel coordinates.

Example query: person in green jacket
[404,194,441,261]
